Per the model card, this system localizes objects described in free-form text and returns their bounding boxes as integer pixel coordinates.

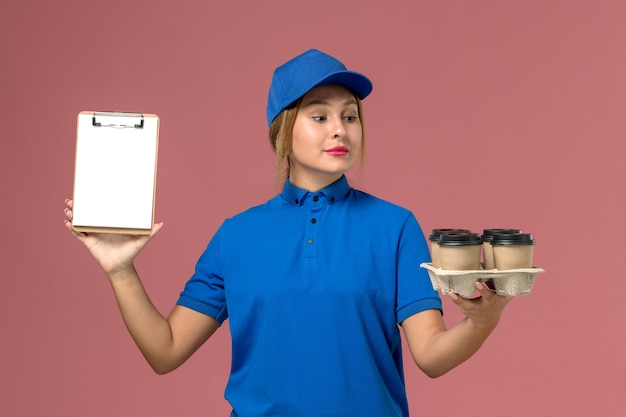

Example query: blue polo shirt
[177,175,441,417]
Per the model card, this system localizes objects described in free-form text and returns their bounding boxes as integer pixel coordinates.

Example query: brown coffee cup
[481,229,523,269]
[428,229,471,268]
[438,232,482,270]
[492,233,536,270]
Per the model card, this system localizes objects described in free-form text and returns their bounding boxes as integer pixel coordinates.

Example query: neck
[289,173,342,192]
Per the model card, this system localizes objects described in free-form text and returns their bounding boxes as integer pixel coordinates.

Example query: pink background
[2,1,625,416]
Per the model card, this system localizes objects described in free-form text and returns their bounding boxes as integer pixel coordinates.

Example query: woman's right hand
[64,199,163,276]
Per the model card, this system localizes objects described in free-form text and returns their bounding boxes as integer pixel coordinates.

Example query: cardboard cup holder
[421,263,545,297]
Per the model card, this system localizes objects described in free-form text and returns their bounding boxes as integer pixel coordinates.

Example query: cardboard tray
[420,263,545,297]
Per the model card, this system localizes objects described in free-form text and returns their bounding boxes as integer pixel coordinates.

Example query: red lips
[325,146,349,156]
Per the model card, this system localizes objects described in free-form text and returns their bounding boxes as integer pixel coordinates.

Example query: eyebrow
[301,98,358,108]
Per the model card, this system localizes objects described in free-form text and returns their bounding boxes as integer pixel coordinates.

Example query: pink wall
[2,0,625,415]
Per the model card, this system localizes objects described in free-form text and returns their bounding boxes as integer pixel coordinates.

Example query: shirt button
[295,199,299,204]
[330,197,335,203]
[311,218,316,224]
[313,196,319,202]
[307,238,313,244]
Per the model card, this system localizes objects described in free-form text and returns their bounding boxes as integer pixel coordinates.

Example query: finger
[63,214,89,242]
[150,222,164,237]
[475,281,495,300]
[65,199,74,209]
[64,219,80,235]
[131,222,163,246]
[477,282,514,302]
[64,218,84,239]
[142,222,163,240]
[445,291,472,307]
[64,207,73,221]
[446,291,459,301]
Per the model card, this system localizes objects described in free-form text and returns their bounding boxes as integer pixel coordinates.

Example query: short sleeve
[395,213,442,323]
[176,226,229,325]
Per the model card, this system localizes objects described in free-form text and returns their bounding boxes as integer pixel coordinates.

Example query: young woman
[64,49,511,417]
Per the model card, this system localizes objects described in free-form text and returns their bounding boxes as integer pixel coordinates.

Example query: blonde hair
[268,93,366,189]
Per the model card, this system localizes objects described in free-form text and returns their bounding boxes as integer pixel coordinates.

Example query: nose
[331,116,347,138]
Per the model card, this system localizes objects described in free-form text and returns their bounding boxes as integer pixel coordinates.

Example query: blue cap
[266,49,373,126]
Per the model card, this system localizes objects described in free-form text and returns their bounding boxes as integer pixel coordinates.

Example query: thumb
[143,221,164,241]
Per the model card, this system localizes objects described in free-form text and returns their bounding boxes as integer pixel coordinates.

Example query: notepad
[72,111,159,235]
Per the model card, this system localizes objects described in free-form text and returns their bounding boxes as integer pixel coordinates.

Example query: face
[289,84,363,191]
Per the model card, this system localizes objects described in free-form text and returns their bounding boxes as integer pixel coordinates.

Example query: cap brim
[312,71,373,100]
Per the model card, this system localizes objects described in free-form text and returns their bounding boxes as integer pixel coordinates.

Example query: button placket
[303,193,323,268]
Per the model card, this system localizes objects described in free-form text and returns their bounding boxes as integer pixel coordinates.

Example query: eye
[312,115,327,122]
[344,115,359,123]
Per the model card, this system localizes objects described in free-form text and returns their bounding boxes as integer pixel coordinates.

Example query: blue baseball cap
[266,49,373,126]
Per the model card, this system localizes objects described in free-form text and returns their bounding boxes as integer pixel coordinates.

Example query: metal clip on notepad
[92,111,144,129]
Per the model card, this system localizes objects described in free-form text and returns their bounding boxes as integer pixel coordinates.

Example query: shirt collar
[282,175,351,206]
